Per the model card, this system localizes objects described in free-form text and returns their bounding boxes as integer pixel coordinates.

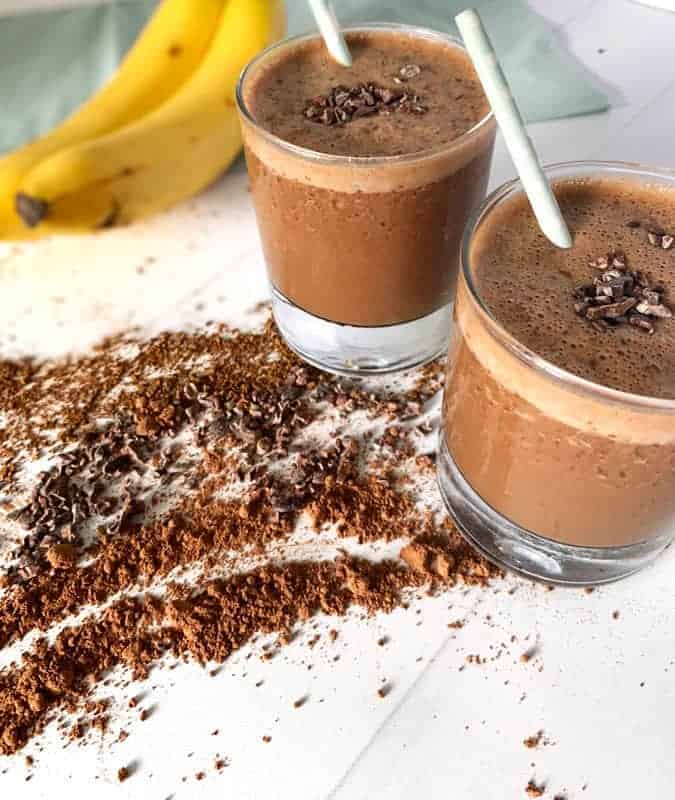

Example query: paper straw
[456,9,573,249]
[308,0,352,67]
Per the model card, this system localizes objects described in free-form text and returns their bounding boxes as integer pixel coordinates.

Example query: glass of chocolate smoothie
[438,161,675,585]
[236,24,495,375]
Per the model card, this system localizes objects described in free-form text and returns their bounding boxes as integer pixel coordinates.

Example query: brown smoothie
[444,174,675,547]
[238,27,495,327]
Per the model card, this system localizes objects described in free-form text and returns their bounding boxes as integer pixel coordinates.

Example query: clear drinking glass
[438,161,675,586]
[236,24,496,376]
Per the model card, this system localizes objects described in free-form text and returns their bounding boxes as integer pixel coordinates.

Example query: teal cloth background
[0,0,609,153]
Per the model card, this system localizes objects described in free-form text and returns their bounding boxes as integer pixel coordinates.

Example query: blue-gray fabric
[0,0,608,153]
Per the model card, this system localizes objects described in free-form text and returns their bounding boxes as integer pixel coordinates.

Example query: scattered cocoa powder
[400,542,429,573]
[0,319,498,761]
[376,684,391,699]
[526,779,546,797]
[523,730,544,749]
[0,532,491,754]
[45,543,78,570]
[69,721,85,741]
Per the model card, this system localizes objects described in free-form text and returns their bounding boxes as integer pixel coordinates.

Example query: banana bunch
[0,0,285,239]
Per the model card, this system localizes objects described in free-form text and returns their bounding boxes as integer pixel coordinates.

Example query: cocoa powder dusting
[526,779,546,798]
[0,318,499,759]
[117,766,130,783]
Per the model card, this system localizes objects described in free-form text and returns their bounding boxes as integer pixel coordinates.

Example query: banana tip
[15,193,49,228]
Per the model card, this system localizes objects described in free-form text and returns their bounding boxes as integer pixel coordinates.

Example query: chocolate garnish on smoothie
[241,29,495,327]
[304,78,428,126]
[572,248,672,333]
[444,175,675,551]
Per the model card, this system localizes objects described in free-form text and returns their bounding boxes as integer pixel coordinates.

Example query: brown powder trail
[0,453,421,650]
[0,533,497,757]
[0,496,288,649]
[0,595,162,756]
[0,554,431,756]
[307,475,416,541]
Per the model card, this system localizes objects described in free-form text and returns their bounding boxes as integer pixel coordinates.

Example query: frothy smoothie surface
[244,29,489,157]
[472,177,675,399]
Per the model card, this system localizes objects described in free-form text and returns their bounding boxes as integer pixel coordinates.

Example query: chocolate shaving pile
[6,427,152,582]
[304,80,427,126]
[0,319,498,759]
[573,250,672,333]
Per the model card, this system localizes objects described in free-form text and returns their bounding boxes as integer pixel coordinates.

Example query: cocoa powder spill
[0,319,499,758]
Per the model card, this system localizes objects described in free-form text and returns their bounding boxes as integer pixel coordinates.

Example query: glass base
[272,287,451,377]
[437,436,670,586]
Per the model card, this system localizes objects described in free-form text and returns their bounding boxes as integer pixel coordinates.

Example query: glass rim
[235,22,496,167]
[460,159,675,412]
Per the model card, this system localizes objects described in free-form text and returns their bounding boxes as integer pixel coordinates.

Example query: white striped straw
[308,0,353,67]
[456,9,573,249]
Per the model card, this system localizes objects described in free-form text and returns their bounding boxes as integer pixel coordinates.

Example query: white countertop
[2,1,675,798]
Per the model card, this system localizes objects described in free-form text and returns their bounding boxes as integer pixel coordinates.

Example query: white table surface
[2,1,675,798]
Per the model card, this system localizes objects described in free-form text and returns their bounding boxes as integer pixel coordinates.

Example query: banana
[16,0,286,232]
[0,0,226,239]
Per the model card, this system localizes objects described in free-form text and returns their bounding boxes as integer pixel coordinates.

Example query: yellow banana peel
[0,0,226,240]
[15,0,286,234]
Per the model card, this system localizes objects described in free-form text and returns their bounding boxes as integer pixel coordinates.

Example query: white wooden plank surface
[2,2,675,798]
